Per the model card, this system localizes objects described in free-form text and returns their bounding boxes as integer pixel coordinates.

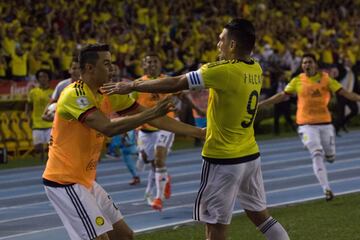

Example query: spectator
[10,45,28,81]
[0,54,7,79]
[26,69,53,161]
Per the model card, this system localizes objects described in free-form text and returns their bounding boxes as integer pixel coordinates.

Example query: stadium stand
[0,111,33,159]
[0,0,359,158]
[0,112,18,159]
[0,0,359,80]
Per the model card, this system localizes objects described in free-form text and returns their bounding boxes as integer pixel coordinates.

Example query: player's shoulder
[204,58,260,70]
[58,81,94,109]
[58,81,92,106]
[205,60,231,69]
[62,80,88,97]
[290,74,301,83]
[28,87,37,94]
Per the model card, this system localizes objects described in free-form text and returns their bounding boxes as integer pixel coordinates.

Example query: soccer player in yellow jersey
[42,44,204,240]
[26,69,53,161]
[102,19,290,240]
[259,53,360,201]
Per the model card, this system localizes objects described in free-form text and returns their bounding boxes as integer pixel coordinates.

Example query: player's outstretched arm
[101,75,189,95]
[148,114,206,139]
[258,92,288,109]
[84,97,174,137]
[337,88,360,102]
[121,104,205,139]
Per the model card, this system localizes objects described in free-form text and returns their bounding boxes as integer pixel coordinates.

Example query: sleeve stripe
[189,72,195,85]
[335,87,343,94]
[190,72,197,84]
[186,71,205,90]
[194,72,201,84]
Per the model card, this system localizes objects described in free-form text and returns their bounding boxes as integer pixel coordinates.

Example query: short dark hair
[302,53,317,63]
[78,43,110,71]
[224,18,255,54]
[35,69,52,80]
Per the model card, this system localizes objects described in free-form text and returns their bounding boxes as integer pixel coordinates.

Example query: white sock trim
[258,217,278,234]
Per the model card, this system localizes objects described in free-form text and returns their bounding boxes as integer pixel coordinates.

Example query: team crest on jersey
[76,96,90,108]
[95,216,105,226]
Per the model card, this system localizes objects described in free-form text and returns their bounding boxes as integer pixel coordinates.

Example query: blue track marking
[0,131,359,240]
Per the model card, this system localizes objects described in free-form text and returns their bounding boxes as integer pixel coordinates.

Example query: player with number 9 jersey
[101,19,290,239]
[187,59,262,162]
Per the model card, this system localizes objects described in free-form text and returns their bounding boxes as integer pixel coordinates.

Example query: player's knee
[110,221,134,240]
[245,209,270,226]
[311,149,324,159]
[154,158,165,168]
[95,233,110,240]
[121,229,134,240]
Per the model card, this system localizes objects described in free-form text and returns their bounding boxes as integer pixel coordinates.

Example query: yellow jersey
[43,80,137,188]
[186,59,262,163]
[28,87,53,129]
[11,52,28,76]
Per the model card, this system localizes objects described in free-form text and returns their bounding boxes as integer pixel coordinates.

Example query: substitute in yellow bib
[259,53,360,202]
[42,44,204,240]
[101,18,290,240]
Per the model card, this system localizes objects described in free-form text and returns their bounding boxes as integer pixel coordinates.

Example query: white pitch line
[3,188,359,240]
[1,153,360,239]
[1,156,359,213]
[0,226,64,240]
[0,134,359,183]
[1,156,359,201]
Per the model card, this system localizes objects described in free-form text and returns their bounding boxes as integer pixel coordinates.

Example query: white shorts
[44,181,123,240]
[298,124,335,158]
[137,130,174,161]
[193,157,267,225]
[32,128,51,145]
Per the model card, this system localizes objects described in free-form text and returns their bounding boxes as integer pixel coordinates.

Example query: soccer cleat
[151,198,163,211]
[164,175,171,199]
[129,176,140,185]
[325,189,334,201]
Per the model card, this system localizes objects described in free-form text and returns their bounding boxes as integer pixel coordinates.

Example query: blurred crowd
[0,0,359,87]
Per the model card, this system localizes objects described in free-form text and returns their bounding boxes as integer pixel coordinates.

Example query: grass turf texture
[135,192,360,240]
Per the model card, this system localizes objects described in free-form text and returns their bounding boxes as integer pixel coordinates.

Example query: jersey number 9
[241,90,259,128]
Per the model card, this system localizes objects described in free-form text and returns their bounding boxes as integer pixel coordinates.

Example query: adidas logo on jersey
[311,89,322,97]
